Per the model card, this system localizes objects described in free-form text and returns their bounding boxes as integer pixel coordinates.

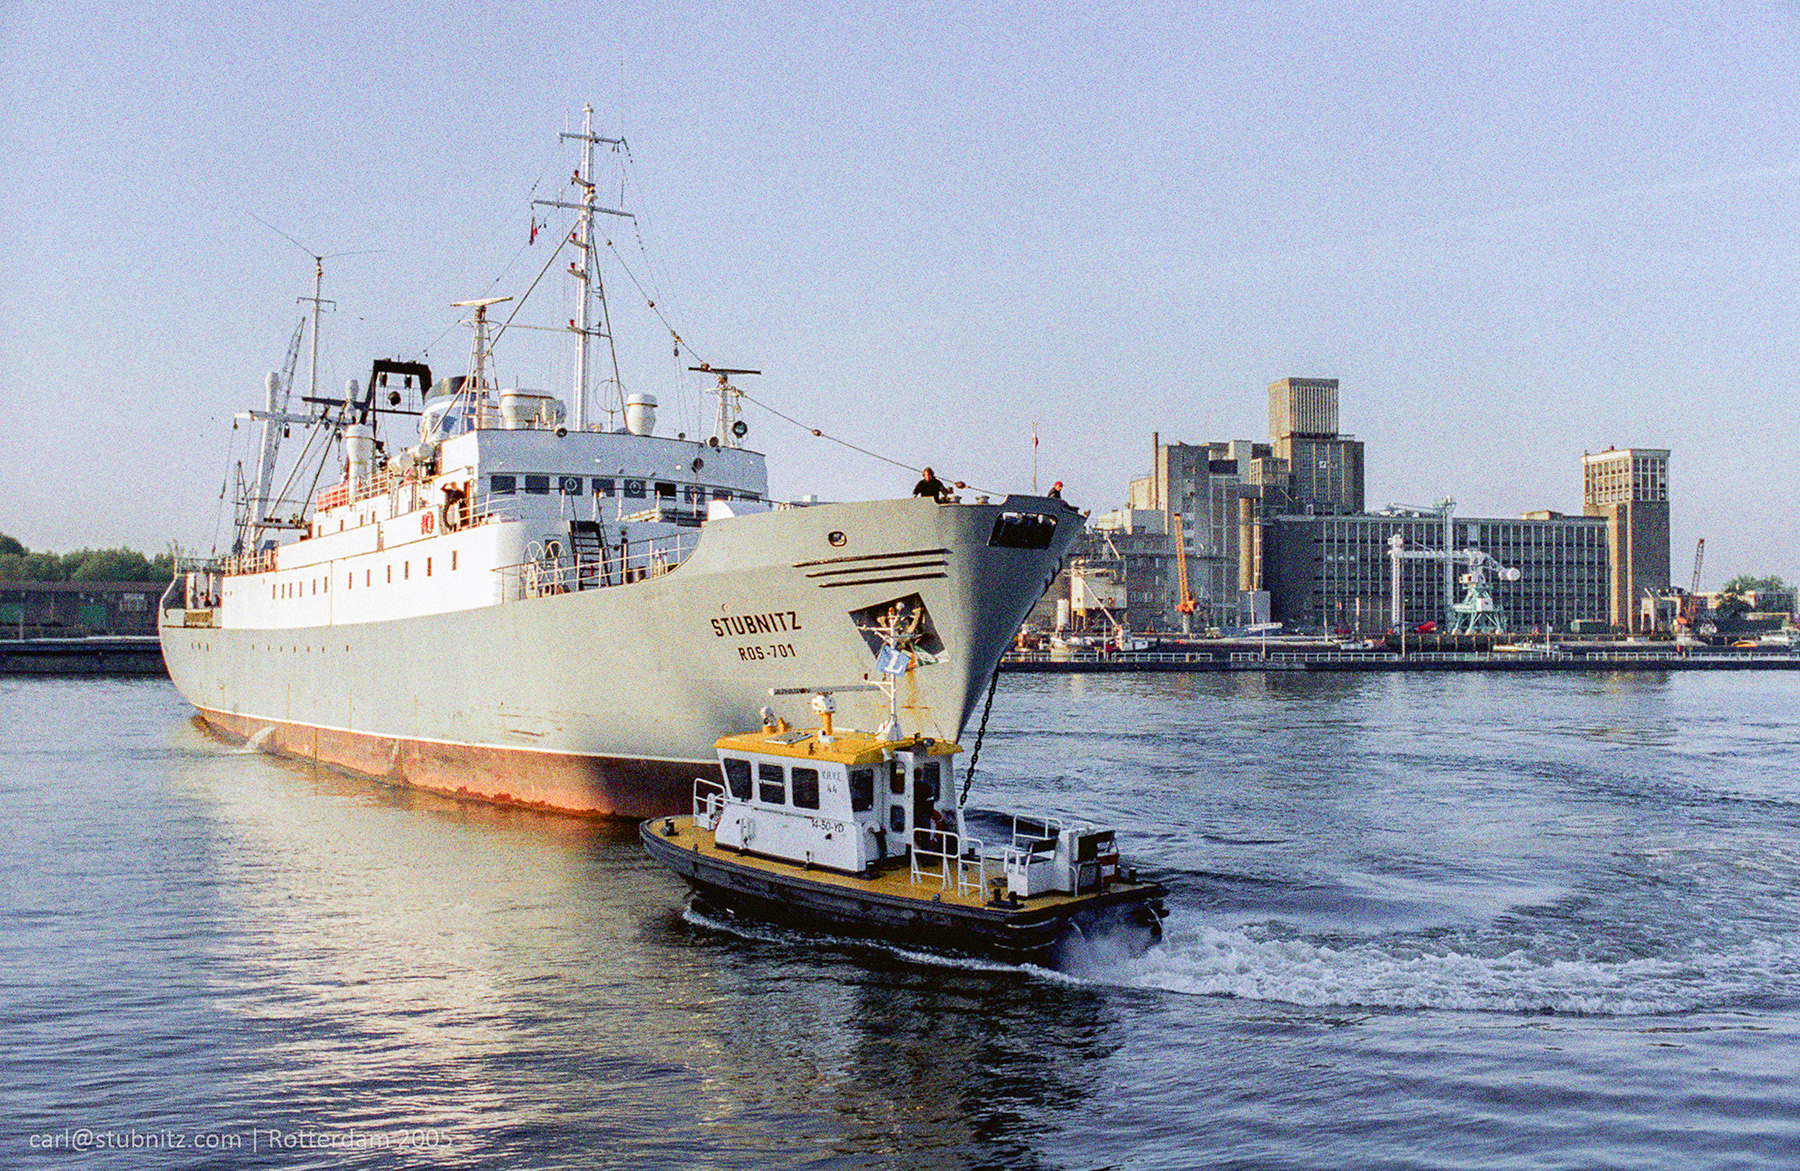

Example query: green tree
[0,534,173,582]
[1722,573,1788,595]
[67,548,159,582]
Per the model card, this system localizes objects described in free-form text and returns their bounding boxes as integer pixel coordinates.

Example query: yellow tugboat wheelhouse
[640,687,1167,967]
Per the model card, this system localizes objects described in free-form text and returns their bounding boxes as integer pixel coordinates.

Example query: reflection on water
[4,673,1800,1170]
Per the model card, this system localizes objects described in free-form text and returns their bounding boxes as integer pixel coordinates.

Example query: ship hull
[164,496,1080,817]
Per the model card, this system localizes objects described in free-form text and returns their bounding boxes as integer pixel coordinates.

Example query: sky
[2,0,1796,589]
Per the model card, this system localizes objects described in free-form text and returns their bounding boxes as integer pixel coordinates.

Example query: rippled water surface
[3,672,1797,1169]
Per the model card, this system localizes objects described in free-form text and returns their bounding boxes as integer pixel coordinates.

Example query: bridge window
[525,475,550,495]
[722,757,752,800]
[655,482,675,499]
[791,767,820,810]
[758,762,786,805]
[594,477,615,497]
[489,475,516,495]
[559,475,583,495]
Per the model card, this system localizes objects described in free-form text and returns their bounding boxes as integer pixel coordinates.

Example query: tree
[67,548,160,582]
[1721,573,1788,596]
[0,534,173,582]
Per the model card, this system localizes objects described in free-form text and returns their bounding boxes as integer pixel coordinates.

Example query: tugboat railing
[910,829,989,898]
[692,776,726,831]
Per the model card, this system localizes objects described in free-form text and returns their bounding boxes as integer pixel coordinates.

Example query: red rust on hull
[195,707,707,820]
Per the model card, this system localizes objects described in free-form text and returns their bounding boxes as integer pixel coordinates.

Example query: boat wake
[1067,917,1800,1016]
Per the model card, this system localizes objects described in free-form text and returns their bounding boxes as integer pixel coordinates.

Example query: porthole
[828,531,847,547]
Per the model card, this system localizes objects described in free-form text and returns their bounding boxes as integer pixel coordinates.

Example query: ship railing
[497,529,702,600]
[692,776,726,831]
[909,828,990,899]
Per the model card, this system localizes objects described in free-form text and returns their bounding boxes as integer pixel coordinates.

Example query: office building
[1262,511,1610,634]
[1581,448,1671,633]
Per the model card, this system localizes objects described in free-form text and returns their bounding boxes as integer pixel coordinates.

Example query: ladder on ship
[569,520,607,589]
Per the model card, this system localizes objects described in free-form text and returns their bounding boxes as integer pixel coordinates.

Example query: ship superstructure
[161,110,1082,817]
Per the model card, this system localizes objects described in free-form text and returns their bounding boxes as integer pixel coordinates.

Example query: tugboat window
[722,757,752,800]
[791,767,820,810]
[758,762,786,805]
[848,767,875,813]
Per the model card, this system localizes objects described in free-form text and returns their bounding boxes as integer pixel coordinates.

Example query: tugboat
[640,672,1167,967]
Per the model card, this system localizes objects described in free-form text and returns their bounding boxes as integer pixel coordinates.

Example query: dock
[0,636,167,675]
[1003,648,1800,673]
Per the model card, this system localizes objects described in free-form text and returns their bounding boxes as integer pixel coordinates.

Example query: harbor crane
[1171,512,1197,633]
[1387,535,1520,633]
[1674,537,1707,635]
[1445,549,1522,634]
[1382,498,1456,625]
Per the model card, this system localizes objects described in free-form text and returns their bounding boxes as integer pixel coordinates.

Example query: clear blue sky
[3,0,1795,588]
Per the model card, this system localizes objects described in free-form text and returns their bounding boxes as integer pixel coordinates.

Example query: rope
[733,388,1003,497]
[959,661,1003,806]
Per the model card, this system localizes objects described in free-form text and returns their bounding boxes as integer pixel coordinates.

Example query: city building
[1261,511,1610,634]
[1129,437,1287,628]
[1582,447,1671,633]
[1267,377,1365,516]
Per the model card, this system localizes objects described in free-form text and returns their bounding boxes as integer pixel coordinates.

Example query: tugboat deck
[649,814,1165,916]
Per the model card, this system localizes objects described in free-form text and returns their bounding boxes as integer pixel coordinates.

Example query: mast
[534,103,632,431]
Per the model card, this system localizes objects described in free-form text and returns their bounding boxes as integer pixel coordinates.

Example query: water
[3,671,1797,1169]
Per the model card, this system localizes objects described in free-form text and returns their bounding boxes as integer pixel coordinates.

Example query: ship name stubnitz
[710,611,803,639]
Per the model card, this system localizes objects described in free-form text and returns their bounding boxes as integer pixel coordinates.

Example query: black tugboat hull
[642,820,1166,967]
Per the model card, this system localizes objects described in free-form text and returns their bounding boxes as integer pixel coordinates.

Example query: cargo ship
[159,109,1082,817]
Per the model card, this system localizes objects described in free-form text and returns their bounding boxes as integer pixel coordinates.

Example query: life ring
[440,500,462,532]
[421,509,436,535]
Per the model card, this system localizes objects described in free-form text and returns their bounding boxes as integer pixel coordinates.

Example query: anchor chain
[959,661,1002,806]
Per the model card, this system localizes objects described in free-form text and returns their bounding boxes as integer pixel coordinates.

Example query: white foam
[1079,919,1799,1016]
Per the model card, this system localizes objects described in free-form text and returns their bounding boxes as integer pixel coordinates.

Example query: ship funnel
[625,393,658,436]
[345,424,376,484]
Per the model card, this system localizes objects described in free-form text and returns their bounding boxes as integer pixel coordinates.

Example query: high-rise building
[1267,377,1364,516]
[1581,448,1671,633]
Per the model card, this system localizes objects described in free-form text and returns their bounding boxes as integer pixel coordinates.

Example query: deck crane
[1170,512,1197,633]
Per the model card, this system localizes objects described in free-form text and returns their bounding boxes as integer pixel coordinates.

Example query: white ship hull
[163,496,1080,817]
